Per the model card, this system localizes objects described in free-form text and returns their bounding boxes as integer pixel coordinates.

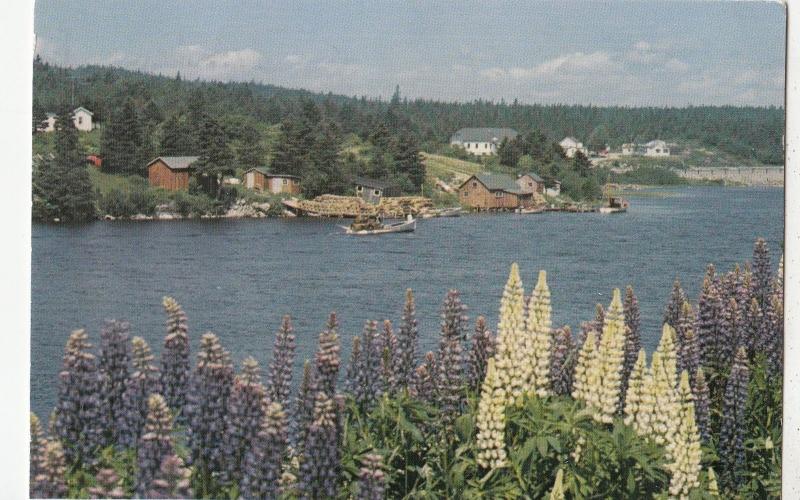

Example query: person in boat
[350,213,383,232]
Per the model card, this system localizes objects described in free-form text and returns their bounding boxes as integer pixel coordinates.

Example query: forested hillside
[33,60,784,165]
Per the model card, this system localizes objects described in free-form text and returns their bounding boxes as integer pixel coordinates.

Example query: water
[31,186,784,418]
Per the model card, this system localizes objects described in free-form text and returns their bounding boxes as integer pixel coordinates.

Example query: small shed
[244,168,301,195]
[516,173,546,194]
[457,173,533,210]
[353,177,387,204]
[147,156,198,191]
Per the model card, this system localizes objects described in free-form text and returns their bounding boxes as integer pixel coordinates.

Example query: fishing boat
[515,206,545,214]
[419,207,462,219]
[599,196,629,214]
[340,214,417,235]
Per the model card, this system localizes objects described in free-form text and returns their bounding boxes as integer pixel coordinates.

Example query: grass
[87,167,150,196]
[421,152,485,184]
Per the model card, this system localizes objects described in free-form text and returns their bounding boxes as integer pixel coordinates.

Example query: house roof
[245,168,300,179]
[73,106,93,116]
[461,173,528,195]
[148,156,199,170]
[450,128,518,144]
[560,136,581,147]
[645,140,666,148]
[352,176,387,189]
[520,172,544,183]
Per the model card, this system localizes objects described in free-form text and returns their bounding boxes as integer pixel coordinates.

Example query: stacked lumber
[283,195,433,218]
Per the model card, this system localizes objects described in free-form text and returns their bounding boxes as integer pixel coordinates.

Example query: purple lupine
[621,286,642,404]
[467,316,496,392]
[378,320,398,392]
[345,336,361,394]
[98,320,131,445]
[266,315,296,408]
[314,312,341,398]
[185,332,234,478]
[356,453,386,500]
[88,468,126,499]
[744,298,763,357]
[30,413,47,497]
[697,275,724,370]
[677,302,700,378]
[693,367,711,442]
[719,347,750,490]
[294,360,318,451]
[149,454,194,499]
[53,329,106,464]
[353,320,383,409]
[298,392,341,499]
[412,351,437,403]
[224,356,268,485]
[663,278,687,330]
[136,394,176,497]
[551,326,577,397]
[764,295,783,378]
[436,290,468,423]
[160,297,190,420]
[391,288,419,392]
[241,402,288,500]
[719,298,743,370]
[120,336,162,448]
[752,238,771,309]
[31,440,68,499]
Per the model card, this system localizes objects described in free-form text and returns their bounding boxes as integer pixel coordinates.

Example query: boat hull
[341,220,417,235]
[599,207,627,214]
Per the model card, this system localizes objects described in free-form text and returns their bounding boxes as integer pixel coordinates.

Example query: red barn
[147,156,198,191]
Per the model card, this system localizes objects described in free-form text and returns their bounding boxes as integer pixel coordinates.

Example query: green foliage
[101,97,149,175]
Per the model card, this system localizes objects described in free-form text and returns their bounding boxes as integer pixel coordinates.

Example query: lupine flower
[550,326,576,396]
[772,254,783,301]
[494,263,527,403]
[266,315,296,408]
[31,440,67,499]
[160,297,190,419]
[718,298,741,370]
[663,278,687,331]
[351,320,383,409]
[549,468,565,500]
[392,289,419,392]
[719,347,749,490]
[88,468,126,499]
[623,349,647,431]
[436,290,468,422]
[752,238,771,308]
[224,356,268,484]
[412,352,437,403]
[467,316,496,392]
[651,325,679,447]
[345,336,361,394]
[241,401,288,500]
[677,302,700,378]
[696,274,722,367]
[476,358,508,469]
[707,467,720,497]
[149,454,194,499]
[54,329,106,464]
[136,394,176,497]
[378,320,398,391]
[571,331,598,406]
[621,285,641,403]
[526,270,552,397]
[591,289,626,423]
[315,312,341,397]
[667,371,702,499]
[30,413,47,495]
[120,336,162,448]
[692,367,711,442]
[293,360,318,452]
[185,332,234,477]
[98,320,131,444]
[356,453,386,500]
[744,298,763,357]
[298,392,341,499]
[735,268,753,316]
[764,295,783,377]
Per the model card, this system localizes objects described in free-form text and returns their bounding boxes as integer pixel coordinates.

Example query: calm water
[31,186,783,418]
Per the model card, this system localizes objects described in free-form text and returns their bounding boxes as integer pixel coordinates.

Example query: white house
[559,137,588,158]
[621,143,635,155]
[41,107,94,132]
[643,140,670,157]
[449,128,518,156]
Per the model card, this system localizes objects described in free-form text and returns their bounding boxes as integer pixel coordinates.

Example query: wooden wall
[148,160,191,191]
[458,179,523,209]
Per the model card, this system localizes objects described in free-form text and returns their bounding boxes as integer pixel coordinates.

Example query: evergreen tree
[392,132,426,191]
[196,113,234,194]
[101,97,146,174]
[236,123,264,171]
[572,150,592,177]
[159,114,195,156]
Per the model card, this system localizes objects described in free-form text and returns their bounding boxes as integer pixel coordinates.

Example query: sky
[33,0,786,107]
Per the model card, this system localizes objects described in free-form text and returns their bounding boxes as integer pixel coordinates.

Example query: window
[78,117,83,124]
[282,179,288,185]
[472,182,477,188]
[374,190,381,196]
[463,191,468,197]
[357,186,363,192]
[495,191,503,198]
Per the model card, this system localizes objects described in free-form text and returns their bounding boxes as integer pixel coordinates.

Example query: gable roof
[461,173,528,195]
[645,140,666,148]
[148,156,199,170]
[352,176,387,189]
[560,136,581,147]
[520,172,544,183]
[73,106,94,116]
[245,168,300,179]
[450,128,518,144]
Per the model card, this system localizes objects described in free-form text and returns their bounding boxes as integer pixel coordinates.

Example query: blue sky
[34,1,786,106]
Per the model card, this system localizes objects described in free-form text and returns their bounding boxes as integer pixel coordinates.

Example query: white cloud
[482,51,613,81]
[171,46,261,81]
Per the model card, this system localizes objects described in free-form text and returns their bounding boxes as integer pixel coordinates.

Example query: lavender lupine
[241,402,288,500]
[294,360,318,451]
[378,320,398,391]
[299,392,341,499]
[31,440,68,499]
[719,348,750,490]
[392,289,419,392]
[467,316,496,392]
[149,455,194,499]
[744,298,763,357]
[697,274,724,369]
[266,315,296,408]
[314,312,341,397]
[412,352,437,403]
[98,320,131,444]
[356,453,386,500]
[719,298,742,369]
[751,238,771,308]
[664,278,687,330]
[436,290,468,422]
[88,468,126,499]
[136,394,176,497]
[677,302,700,378]
[764,295,783,378]
[185,332,234,478]
[120,336,162,448]
[353,320,383,409]
[621,286,641,404]
[345,336,361,394]
[224,357,268,484]
[30,413,47,495]
[550,326,576,396]
[160,297,190,418]
[53,329,106,463]
[693,367,711,442]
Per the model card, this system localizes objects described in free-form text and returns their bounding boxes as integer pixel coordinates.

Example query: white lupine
[623,349,647,428]
[651,325,680,447]
[594,289,626,423]
[571,331,598,406]
[475,358,508,469]
[667,371,702,499]
[526,270,553,397]
[495,263,527,403]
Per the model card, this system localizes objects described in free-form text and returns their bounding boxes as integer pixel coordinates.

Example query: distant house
[559,137,588,158]
[353,177,387,204]
[41,107,94,132]
[244,168,301,194]
[545,180,562,197]
[449,128,518,156]
[457,173,533,210]
[621,143,635,155]
[86,154,102,168]
[147,156,198,191]
[516,173,546,195]
[643,140,670,157]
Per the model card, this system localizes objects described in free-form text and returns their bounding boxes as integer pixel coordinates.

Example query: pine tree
[160,114,196,156]
[101,97,146,174]
[196,113,234,193]
[236,123,264,170]
[392,132,426,191]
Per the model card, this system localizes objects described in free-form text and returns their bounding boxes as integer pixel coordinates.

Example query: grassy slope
[421,152,485,184]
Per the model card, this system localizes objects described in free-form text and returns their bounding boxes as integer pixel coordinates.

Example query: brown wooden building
[458,173,533,210]
[516,172,546,194]
[147,156,198,191]
[243,168,301,195]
